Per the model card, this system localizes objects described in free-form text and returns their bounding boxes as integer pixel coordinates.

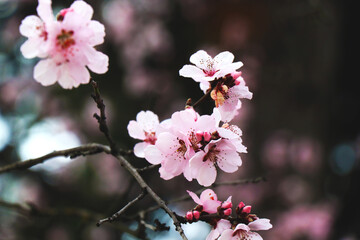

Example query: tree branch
[90,81,188,240]
[0,143,111,174]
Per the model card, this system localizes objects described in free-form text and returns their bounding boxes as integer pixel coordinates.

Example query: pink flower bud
[193,210,200,220]
[196,131,204,142]
[186,211,193,221]
[222,201,232,209]
[223,208,232,216]
[238,202,245,209]
[231,71,242,80]
[59,8,73,18]
[203,132,212,142]
[242,205,252,214]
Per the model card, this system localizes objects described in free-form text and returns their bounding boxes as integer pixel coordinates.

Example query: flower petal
[197,163,217,187]
[133,142,149,158]
[83,45,109,74]
[186,190,202,205]
[214,51,235,66]
[19,15,43,37]
[70,0,94,21]
[37,0,54,23]
[248,218,272,231]
[20,39,42,59]
[33,59,58,86]
[127,120,146,140]
[217,229,234,240]
[68,62,91,85]
[136,111,159,133]
[190,50,212,69]
[143,145,163,164]
[179,65,205,82]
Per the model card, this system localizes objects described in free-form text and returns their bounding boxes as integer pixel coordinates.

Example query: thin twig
[97,189,147,226]
[136,164,159,172]
[0,143,111,174]
[91,80,118,154]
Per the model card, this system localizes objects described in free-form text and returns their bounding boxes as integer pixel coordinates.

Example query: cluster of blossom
[19,0,108,89]
[128,108,246,186]
[128,50,252,186]
[185,189,272,240]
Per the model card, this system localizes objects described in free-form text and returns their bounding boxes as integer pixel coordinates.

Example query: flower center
[56,29,75,50]
[144,132,157,145]
[36,24,48,41]
[203,145,220,162]
[177,139,187,157]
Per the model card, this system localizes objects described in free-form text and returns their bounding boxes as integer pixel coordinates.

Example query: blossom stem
[191,89,212,108]
[91,80,118,155]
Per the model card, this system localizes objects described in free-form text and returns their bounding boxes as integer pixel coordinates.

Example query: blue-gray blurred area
[0,0,358,239]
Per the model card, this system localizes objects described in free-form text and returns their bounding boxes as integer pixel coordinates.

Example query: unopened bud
[222,201,232,209]
[231,71,242,80]
[186,211,193,221]
[238,202,245,209]
[196,131,204,142]
[203,132,212,142]
[193,211,200,220]
[242,205,252,214]
[223,208,232,216]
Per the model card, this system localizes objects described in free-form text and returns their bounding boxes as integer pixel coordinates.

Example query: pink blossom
[206,219,232,240]
[179,50,243,91]
[19,0,108,89]
[127,110,159,158]
[189,139,243,186]
[187,189,221,214]
[218,218,272,240]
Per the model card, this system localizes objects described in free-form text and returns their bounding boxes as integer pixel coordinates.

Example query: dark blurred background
[0,0,358,239]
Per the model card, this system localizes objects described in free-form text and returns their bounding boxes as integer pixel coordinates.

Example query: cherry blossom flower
[179,50,243,91]
[189,139,243,186]
[19,0,108,89]
[127,110,160,158]
[206,219,232,240]
[187,189,221,214]
[218,219,272,240]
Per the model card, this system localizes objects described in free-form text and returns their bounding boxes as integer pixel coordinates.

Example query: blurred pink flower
[270,204,334,240]
[19,0,108,89]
